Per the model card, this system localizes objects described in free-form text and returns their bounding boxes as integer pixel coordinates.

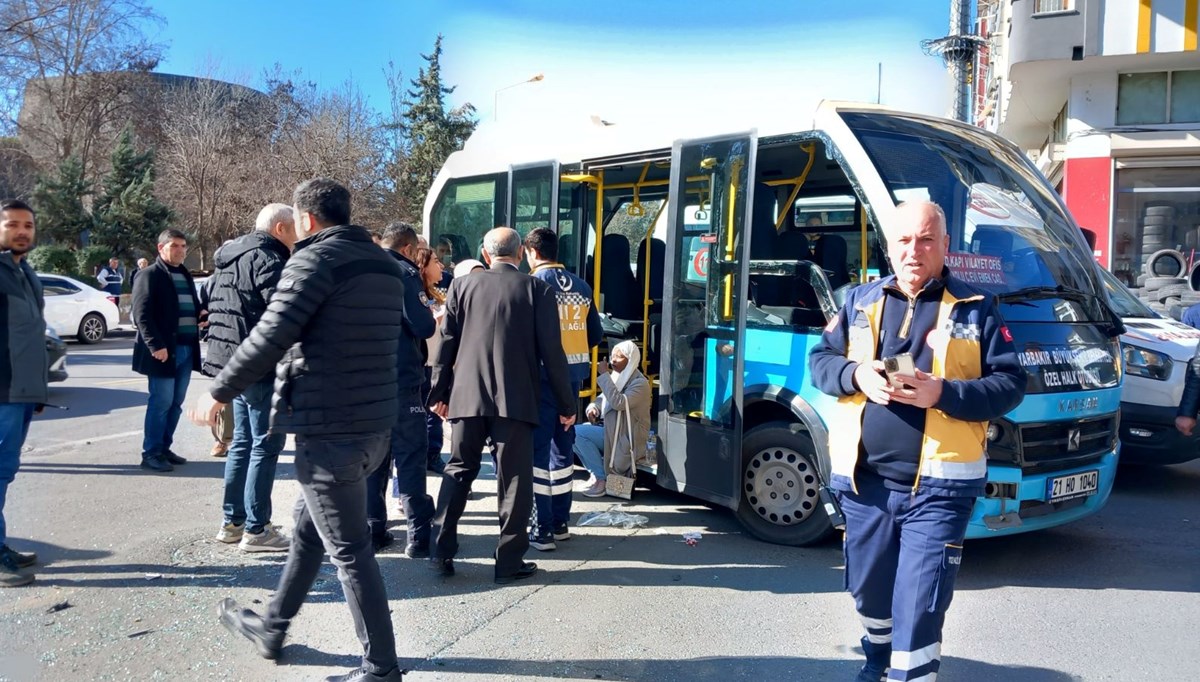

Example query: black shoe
[163,450,188,465]
[1,544,37,569]
[325,666,404,681]
[140,455,173,473]
[528,528,556,552]
[429,557,454,576]
[494,561,538,584]
[0,551,33,587]
[217,597,284,660]
[552,523,570,542]
[404,542,430,560]
[372,531,395,553]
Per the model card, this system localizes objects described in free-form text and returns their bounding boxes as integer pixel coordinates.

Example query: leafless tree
[0,0,164,181]
[157,77,278,268]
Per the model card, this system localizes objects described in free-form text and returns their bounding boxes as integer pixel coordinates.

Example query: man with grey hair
[427,226,576,584]
[809,201,1024,682]
[203,202,296,552]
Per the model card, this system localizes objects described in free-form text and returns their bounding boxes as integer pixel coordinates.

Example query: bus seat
[598,234,641,320]
[636,237,666,303]
[776,229,814,262]
[814,234,851,290]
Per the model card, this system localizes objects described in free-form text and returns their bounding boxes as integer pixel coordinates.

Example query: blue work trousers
[531,379,578,533]
[222,379,286,533]
[838,471,974,682]
[0,402,35,547]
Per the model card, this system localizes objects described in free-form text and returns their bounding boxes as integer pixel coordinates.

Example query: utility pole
[921,0,985,123]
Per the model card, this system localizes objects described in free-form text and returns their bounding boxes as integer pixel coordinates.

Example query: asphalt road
[0,338,1196,681]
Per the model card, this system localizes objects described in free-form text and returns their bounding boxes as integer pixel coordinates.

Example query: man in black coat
[428,226,576,585]
[203,179,407,682]
[204,203,295,553]
[131,229,201,473]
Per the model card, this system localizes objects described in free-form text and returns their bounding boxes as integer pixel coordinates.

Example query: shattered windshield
[842,112,1106,322]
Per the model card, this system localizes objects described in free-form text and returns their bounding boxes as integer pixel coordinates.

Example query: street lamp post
[493,73,544,122]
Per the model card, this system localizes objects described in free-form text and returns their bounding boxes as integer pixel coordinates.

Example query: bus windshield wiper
[997,285,1091,303]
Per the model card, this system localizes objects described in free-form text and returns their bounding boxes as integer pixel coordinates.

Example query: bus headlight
[1121,343,1172,381]
[987,423,1001,442]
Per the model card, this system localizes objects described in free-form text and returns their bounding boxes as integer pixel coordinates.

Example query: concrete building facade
[977,0,1199,289]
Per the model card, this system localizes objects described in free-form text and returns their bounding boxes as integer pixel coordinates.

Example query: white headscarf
[453,259,485,279]
[599,340,642,413]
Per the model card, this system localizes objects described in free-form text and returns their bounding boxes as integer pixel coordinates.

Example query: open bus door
[658,132,757,507]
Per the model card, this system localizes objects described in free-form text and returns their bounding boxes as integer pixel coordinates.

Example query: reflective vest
[827,284,990,494]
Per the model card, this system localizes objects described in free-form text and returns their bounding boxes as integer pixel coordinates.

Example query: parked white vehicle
[1099,267,1200,465]
[37,273,120,344]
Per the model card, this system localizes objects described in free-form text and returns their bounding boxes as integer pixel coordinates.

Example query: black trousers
[431,415,534,576]
[265,431,397,674]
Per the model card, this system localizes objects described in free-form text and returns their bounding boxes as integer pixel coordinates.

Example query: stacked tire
[1112,203,1200,321]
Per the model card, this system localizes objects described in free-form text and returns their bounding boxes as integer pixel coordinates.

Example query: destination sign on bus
[946,252,1005,286]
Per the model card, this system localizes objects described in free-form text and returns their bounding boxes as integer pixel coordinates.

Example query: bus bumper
[965,453,1118,539]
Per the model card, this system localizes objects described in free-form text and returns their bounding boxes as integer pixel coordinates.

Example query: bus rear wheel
[736,421,833,546]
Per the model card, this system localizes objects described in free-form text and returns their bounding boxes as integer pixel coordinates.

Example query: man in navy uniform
[809,201,1025,682]
[523,228,601,550]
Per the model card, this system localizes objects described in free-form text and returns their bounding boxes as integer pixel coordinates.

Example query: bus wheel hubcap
[744,447,821,526]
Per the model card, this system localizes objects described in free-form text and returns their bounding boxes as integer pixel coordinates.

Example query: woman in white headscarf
[573,340,652,496]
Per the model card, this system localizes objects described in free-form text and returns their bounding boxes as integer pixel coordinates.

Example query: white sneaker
[238,526,290,553]
[579,477,607,498]
[215,522,244,544]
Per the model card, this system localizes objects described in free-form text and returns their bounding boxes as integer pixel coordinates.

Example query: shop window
[1117,70,1200,125]
[1113,166,1200,296]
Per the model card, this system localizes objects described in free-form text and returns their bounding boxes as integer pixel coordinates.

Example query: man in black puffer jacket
[204,179,407,682]
[204,203,294,553]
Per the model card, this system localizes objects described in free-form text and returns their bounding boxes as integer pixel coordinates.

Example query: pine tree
[396,35,477,222]
[91,127,172,257]
[31,156,93,247]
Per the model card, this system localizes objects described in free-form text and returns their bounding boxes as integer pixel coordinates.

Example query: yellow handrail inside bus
[627,164,649,217]
[589,169,605,401]
[562,171,603,400]
[764,143,816,233]
[723,156,744,321]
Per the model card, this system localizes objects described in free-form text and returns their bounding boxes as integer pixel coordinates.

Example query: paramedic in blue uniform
[523,228,602,551]
[809,200,1025,682]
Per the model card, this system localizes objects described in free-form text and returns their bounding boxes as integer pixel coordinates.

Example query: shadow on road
[37,386,146,420]
[19,460,230,478]
[405,654,1080,681]
[958,459,1200,594]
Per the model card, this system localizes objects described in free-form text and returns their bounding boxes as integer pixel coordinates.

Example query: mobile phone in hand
[883,353,915,388]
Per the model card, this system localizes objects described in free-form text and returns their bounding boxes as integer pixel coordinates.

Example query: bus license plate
[1045,470,1099,503]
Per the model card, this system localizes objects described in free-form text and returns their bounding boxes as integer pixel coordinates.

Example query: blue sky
[150,1,954,129]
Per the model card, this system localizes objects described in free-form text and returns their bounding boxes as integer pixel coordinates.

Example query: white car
[1098,267,1200,465]
[37,273,120,344]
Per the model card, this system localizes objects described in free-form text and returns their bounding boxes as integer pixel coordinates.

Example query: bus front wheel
[736,422,833,546]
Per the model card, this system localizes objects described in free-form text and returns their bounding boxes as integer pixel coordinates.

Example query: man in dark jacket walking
[203,178,407,682]
[205,203,295,553]
[367,221,436,555]
[131,229,201,473]
[0,199,46,588]
[427,227,576,585]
